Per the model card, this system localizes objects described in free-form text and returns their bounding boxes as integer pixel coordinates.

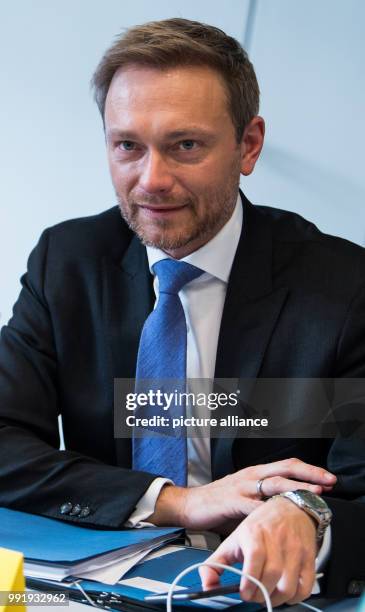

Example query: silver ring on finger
[256,478,268,500]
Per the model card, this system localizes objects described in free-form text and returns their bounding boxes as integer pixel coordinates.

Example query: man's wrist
[147,484,188,527]
[270,490,332,545]
[270,495,317,537]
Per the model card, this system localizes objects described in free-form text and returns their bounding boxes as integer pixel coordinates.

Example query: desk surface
[28,595,361,612]
[277,596,360,611]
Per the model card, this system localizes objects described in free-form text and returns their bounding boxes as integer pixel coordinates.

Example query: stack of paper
[0,508,182,584]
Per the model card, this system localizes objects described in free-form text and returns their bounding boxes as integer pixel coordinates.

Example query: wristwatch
[273,490,332,543]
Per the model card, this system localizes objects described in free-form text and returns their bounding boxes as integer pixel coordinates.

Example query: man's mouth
[138,204,188,216]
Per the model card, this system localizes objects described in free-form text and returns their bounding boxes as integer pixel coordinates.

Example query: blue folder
[0,507,182,573]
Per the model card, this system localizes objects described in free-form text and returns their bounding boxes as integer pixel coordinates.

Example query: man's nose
[137,151,175,195]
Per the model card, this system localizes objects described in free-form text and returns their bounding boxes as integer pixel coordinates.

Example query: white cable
[166,562,324,612]
[299,603,323,612]
[166,561,272,612]
[71,580,99,608]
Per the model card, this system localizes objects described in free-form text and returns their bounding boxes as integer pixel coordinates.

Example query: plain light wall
[243,0,365,247]
[1,0,364,326]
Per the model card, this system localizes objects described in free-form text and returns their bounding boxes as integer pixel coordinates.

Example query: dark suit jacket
[0,193,364,596]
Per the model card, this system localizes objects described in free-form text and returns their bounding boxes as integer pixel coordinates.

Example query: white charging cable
[166,562,324,612]
[71,580,99,608]
[166,561,272,612]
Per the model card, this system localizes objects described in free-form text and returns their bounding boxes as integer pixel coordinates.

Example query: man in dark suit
[0,18,364,608]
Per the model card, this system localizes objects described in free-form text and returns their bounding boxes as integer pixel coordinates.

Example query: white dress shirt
[125,192,330,591]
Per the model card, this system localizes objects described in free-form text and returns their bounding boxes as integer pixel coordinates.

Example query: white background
[1,0,364,325]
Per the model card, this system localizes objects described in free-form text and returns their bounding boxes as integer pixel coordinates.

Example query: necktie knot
[152,259,203,295]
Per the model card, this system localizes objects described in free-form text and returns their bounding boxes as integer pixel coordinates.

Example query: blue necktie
[132,259,203,485]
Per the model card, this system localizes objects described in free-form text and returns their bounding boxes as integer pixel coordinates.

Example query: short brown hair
[91,18,259,142]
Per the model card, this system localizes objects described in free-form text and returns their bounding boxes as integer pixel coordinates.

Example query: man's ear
[239,116,265,176]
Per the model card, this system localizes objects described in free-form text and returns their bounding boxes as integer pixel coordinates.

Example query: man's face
[105,65,246,258]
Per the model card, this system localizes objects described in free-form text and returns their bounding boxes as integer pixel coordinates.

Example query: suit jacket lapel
[212,194,288,479]
[102,235,154,467]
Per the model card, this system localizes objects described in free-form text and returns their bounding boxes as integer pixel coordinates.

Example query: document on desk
[0,508,182,582]
[26,547,262,610]
[75,542,185,583]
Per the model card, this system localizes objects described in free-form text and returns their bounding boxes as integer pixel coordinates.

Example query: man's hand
[148,458,336,530]
[199,497,318,607]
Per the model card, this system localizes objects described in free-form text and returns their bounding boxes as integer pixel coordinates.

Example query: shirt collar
[146,192,243,283]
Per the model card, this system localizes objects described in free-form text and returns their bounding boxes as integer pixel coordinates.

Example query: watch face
[295,489,329,511]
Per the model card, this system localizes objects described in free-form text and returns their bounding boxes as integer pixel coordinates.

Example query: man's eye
[119,141,136,151]
[179,140,197,151]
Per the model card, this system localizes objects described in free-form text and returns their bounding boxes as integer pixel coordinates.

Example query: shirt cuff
[312,525,332,594]
[125,478,174,528]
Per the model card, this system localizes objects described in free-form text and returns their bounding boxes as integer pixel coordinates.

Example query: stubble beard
[116,169,241,252]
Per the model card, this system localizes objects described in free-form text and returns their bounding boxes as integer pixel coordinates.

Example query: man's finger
[260,476,324,497]
[249,533,283,601]
[286,552,316,605]
[198,564,222,589]
[239,531,266,601]
[321,485,335,492]
[199,544,241,589]
[261,458,336,485]
[269,545,303,607]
